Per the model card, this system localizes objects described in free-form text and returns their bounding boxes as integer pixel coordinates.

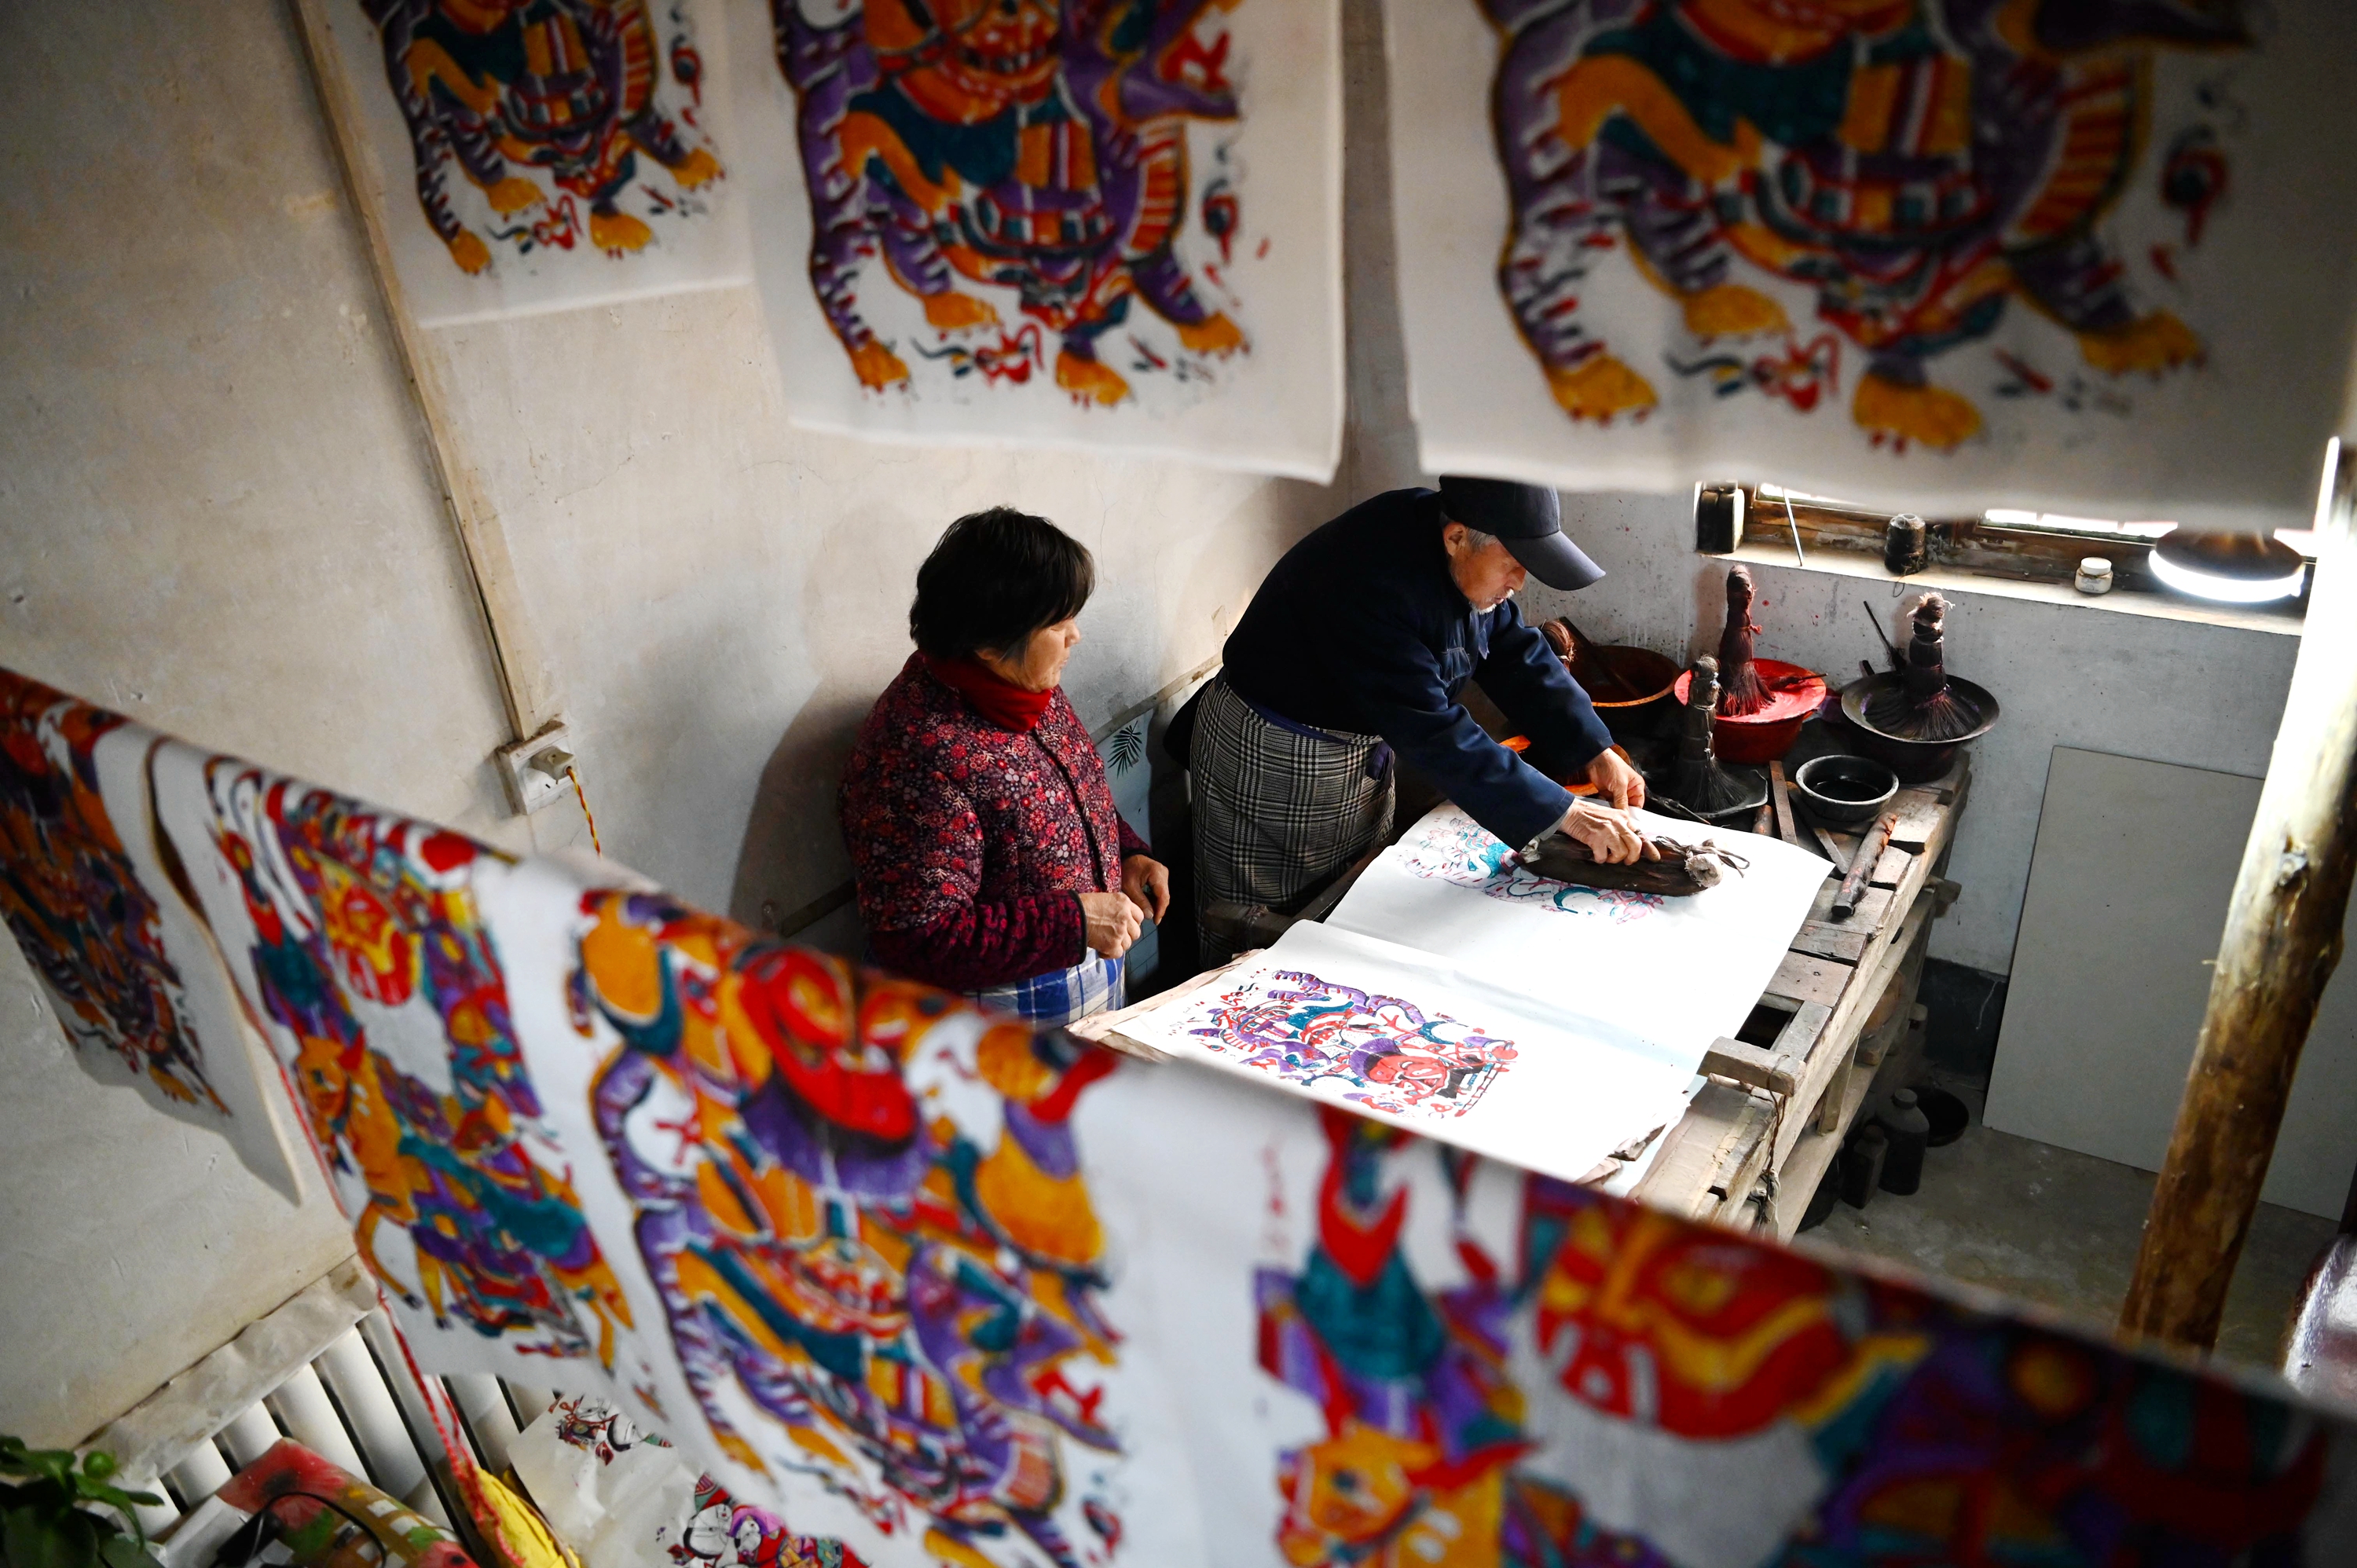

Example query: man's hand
[1120,855,1171,923]
[1560,798,1660,866]
[1585,746,1646,809]
[1079,892,1143,959]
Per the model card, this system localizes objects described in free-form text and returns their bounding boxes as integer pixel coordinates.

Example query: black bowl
[1838,673,2000,783]
[1794,753,1901,826]
[1918,1084,1970,1148]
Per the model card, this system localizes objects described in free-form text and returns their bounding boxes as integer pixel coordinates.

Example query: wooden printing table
[1623,751,1969,1236]
[1076,751,1970,1240]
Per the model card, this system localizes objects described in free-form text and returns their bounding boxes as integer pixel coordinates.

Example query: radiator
[82,1258,558,1553]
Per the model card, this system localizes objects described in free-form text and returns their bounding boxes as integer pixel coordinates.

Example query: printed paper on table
[147,742,657,1379]
[1385,0,2357,529]
[1329,802,1827,1066]
[314,0,750,327]
[1112,920,1698,1181]
[728,0,1343,479]
[0,672,303,1200]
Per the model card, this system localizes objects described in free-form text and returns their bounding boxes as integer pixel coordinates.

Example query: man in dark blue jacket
[1189,477,1651,958]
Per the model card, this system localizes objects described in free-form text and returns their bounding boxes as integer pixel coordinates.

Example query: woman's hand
[1120,855,1171,923]
[1079,891,1143,958]
[1584,746,1647,809]
[1560,798,1659,865]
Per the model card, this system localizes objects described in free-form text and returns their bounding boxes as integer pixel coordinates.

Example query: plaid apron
[967,951,1127,1028]
[1189,677,1395,962]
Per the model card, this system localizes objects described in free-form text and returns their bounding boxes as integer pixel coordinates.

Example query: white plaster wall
[430,295,1322,928]
[0,0,1337,1444]
[0,0,513,1448]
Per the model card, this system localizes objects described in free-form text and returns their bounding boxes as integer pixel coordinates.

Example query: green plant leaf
[0,1442,72,1487]
[4,1505,96,1568]
[78,1488,157,1518]
[17,1453,72,1491]
[60,1508,101,1568]
[94,1531,156,1568]
[3,1505,46,1568]
[77,1489,158,1552]
[72,1456,112,1486]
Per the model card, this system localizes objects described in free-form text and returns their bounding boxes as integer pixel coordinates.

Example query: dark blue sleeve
[1346,604,1576,851]
[1475,603,1615,779]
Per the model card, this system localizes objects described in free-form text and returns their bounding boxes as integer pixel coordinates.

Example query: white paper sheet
[1385,0,2357,531]
[1327,804,1827,1066]
[1113,920,1698,1183]
[729,0,1343,478]
[317,0,751,327]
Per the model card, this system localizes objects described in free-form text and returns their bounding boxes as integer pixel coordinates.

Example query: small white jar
[2075,556,2114,595]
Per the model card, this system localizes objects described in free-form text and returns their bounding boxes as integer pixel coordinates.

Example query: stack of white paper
[1117,804,1827,1178]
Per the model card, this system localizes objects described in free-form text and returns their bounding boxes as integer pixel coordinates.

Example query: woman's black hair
[909,507,1095,660]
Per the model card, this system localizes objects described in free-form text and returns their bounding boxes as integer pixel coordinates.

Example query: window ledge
[1717,540,2305,638]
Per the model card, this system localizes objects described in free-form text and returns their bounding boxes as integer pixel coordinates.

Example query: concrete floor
[1799,1097,2338,1372]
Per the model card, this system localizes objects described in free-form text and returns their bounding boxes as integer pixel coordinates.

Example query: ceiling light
[2149,526,2308,603]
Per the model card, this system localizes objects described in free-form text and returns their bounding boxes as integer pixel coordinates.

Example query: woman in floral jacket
[839,508,1170,1026]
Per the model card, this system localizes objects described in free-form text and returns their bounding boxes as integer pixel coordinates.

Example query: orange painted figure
[775,0,1248,405]
[573,891,1124,1568]
[365,0,724,271]
[203,764,632,1367]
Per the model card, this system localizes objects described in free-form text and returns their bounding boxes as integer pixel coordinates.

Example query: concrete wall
[0,0,1335,1445]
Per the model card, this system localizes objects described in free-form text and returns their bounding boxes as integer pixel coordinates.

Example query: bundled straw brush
[1714,565,1770,716]
[1864,592,1985,742]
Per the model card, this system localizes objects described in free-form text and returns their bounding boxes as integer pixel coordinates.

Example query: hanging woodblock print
[316,0,751,326]
[1329,804,1825,1066]
[1113,921,1697,1183]
[493,868,1204,1568]
[147,742,654,1380]
[17,670,2357,1566]
[1237,1107,2354,1568]
[729,0,1343,478]
[0,671,302,1199]
[1385,0,2357,527]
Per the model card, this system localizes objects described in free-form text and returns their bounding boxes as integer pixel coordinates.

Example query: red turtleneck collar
[923,653,1054,732]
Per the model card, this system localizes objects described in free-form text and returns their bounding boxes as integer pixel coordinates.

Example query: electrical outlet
[497,722,576,815]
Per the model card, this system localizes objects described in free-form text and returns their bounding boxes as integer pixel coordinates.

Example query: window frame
[1701,485,2314,620]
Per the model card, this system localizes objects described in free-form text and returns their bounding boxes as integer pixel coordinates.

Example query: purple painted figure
[770,0,1248,405]
[574,890,1124,1568]
[1478,0,2247,449]
[361,0,724,272]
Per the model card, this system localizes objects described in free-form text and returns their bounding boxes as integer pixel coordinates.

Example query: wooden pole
[2120,441,2357,1350]
[284,0,562,743]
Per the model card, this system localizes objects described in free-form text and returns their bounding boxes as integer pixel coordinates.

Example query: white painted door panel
[1986,746,2357,1219]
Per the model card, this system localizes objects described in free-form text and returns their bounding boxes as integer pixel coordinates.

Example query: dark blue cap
[1436,475,1605,591]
